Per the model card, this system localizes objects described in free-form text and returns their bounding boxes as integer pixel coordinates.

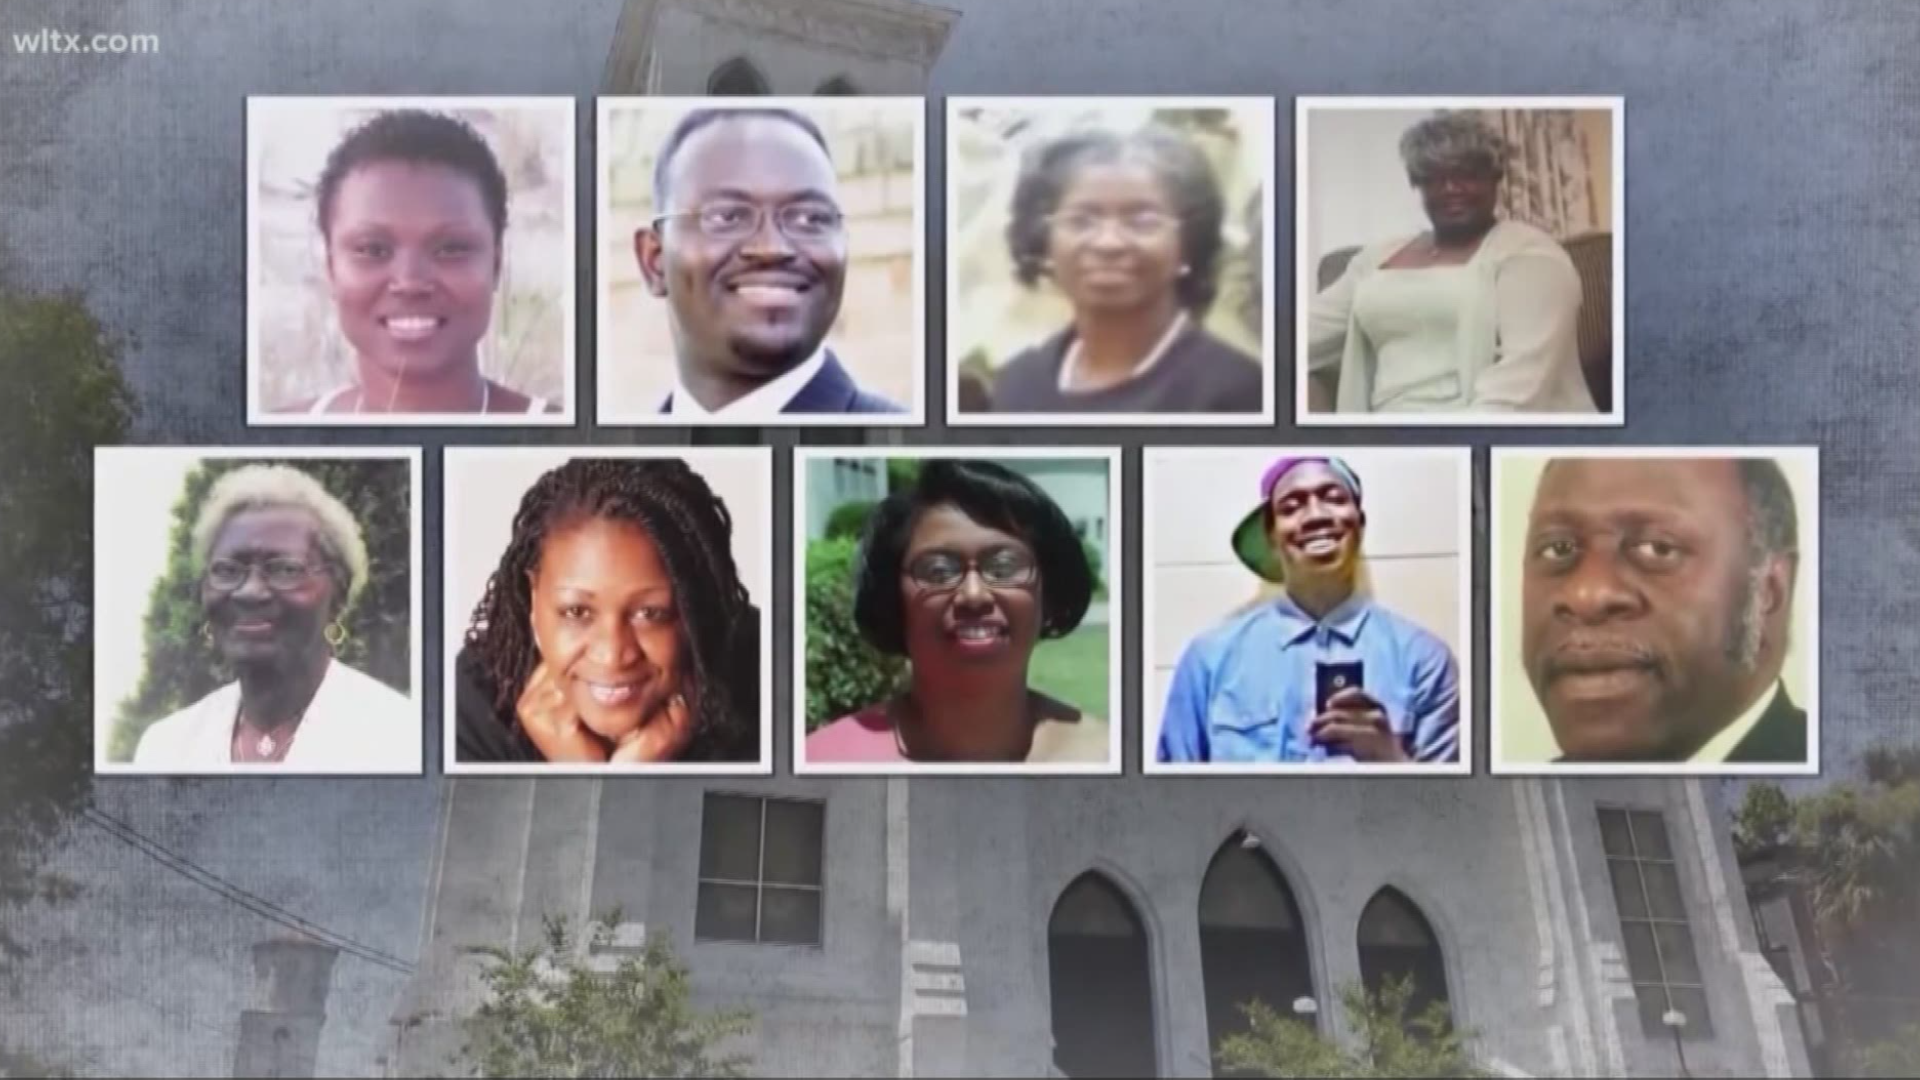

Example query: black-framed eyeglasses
[905,548,1038,591]
[653,199,846,242]
[1045,208,1179,243]
[205,557,322,592]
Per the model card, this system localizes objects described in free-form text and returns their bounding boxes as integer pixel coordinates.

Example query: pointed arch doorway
[1198,832,1316,1067]
[1047,871,1159,1078]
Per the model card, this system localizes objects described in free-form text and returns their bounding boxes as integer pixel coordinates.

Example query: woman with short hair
[1308,111,1595,414]
[285,109,552,415]
[133,465,416,770]
[806,460,1108,764]
[986,125,1263,414]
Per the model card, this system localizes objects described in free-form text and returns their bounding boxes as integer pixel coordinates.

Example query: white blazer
[130,658,419,774]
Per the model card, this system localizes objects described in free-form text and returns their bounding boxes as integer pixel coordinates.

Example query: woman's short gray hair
[1400,112,1509,181]
[190,464,370,610]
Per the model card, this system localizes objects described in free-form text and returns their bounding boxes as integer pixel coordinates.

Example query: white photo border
[441,445,776,777]
[594,95,928,428]
[1293,94,1626,429]
[245,95,578,428]
[792,444,1125,776]
[1140,445,1475,776]
[1488,444,1821,777]
[92,445,426,777]
[943,95,1278,429]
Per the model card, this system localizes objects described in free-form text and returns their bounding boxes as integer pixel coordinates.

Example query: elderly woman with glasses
[132,465,416,771]
[1307,112,1595,415]
[805,460,1109,765]
[985,125,1263,414]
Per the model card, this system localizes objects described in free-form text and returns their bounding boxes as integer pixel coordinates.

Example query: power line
[79,807,415,976]
[80,806,414,974]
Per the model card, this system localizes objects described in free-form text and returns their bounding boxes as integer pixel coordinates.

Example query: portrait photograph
[1143,447,1473,775]
[946,97,1274,426]
[1297,96,1624,426]
[1491,448,1820,775]
[93,448,423,776]
[794,448,1123,775]
[246,96,576,425]
[596,97,925,425]
[443,448,773,775]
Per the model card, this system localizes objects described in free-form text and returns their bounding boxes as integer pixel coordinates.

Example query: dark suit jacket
[1552,681,1810,765]
[1726,684,1809,765]
[660,351,904,415]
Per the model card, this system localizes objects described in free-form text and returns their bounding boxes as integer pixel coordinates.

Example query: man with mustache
[1521,456,1806,764]
[1156,456,1460,764]
[633,108,903,418]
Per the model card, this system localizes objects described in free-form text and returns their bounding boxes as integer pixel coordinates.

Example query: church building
[394,2,1809,1076]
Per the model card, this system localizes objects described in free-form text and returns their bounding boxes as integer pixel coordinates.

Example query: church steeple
[603,0,958,95]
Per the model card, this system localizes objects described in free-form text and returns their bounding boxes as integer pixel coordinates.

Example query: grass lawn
[1030,625,1110,720]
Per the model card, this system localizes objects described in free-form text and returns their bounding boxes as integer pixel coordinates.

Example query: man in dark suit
[634,108,904,418]
[1520,456,1809,765]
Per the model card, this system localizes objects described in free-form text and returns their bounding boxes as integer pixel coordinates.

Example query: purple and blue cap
[1229,456,1364,582]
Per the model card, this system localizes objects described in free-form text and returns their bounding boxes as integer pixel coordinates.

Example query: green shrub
[886,457,923,494]
[461,913,753,1078]
[805,538,904,729]
[1080,537,1104,593]
[824,499,876,541]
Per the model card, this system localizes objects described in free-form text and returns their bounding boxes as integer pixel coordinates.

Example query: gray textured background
[1,0,1914,1074]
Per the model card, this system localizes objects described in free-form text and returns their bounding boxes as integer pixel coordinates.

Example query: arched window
[1356,887,1452,1028]
[707,57,770,95]
[1048,872,1159,1078]
[815,75,859,95]
[1199,832,1315,1067]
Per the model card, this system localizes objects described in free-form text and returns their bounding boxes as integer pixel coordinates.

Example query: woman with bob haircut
[1308,111,1595,414]
[455,458,760,764]
[284,109,554,415]
[985,125,1263,414]
[133,464,416,771]
[807,459,1109,764]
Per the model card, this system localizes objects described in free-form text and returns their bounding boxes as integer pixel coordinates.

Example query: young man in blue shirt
[1156,456,1460,764]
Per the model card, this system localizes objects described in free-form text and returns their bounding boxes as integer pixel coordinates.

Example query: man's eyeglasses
[1045,208,1179,243]
[905,548,1038,591]
[654,199,846,243]
[205,557,322,592]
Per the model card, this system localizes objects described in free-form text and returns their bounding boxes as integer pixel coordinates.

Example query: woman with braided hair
[454,457,760,763]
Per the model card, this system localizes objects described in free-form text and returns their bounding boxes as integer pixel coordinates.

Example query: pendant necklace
[243,713,303,761]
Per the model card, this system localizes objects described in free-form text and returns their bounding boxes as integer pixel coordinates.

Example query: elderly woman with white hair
[1308,111,1596,415]
[133,464,417,771]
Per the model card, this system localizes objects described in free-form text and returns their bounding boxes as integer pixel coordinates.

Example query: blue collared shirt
[1156,594,1460,764]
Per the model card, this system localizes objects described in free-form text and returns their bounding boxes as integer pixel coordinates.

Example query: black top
[1727,683,1810,765]
[986,324,1264,414]
[453,645,542,763]
[1551,681,1810,766]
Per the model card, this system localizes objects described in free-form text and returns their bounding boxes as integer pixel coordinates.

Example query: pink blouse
[805,705,905,763]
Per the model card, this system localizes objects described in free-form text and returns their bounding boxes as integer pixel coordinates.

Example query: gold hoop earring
[200,623,214,646]
[323,621,348,648]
